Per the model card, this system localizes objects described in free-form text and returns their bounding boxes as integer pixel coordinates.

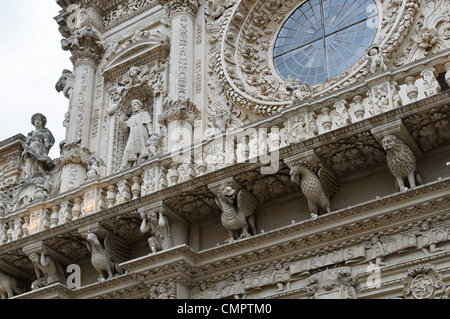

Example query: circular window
[274,0,379,86]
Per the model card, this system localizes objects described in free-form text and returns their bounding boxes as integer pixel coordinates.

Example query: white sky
[0,1,71,158]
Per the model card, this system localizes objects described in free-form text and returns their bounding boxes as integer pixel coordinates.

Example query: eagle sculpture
[85,232,131,282]
[289,161,340,219]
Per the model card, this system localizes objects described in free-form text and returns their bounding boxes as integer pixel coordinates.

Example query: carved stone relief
[403,264,448,299]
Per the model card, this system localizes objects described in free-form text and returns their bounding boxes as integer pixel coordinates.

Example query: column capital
[61,25,105,66]
[158,0,200,19]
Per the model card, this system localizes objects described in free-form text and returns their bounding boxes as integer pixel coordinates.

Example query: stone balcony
[0,50,449,298]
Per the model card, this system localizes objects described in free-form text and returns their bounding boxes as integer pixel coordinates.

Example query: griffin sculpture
[85,232,131,282]
[289,161,340,219]
[215,182,259,241]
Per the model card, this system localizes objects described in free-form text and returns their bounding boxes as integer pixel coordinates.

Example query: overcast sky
[0,1,71,158]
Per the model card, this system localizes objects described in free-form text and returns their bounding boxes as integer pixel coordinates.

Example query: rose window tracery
[273,0,379,85]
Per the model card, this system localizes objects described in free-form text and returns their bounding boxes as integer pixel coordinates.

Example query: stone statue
[139,208,173,254]
[22,113,55,179]
[289,162,340,219]
[285,76,313,104]
[120,99,153,169]
[85,232,130,282]
[86,153,106,180]
[366,44,387,75]
[146,126,166,158]
[214,182,258,241]
[382,134,420,191]
[0,271,24,299]
[29,250,66,290]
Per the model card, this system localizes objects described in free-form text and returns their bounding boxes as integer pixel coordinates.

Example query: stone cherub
[382,134,421,191]
[139,208,173,255]
[289,161,340,219]
[285,76,313,104]
[86,153,106,180]
[214,182,259,241]
[366,44,387,75]
[146,126,166,159]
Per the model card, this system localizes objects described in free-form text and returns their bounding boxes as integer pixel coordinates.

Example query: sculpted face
[222,185,236,204]
[382,135,396,151]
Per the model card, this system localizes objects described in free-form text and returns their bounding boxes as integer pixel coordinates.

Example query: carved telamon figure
[289,162,340,219]
[214,183,258,241]
[382,134,419,191]
[29,250,66,290]
[139,208,173,254]
[22,113,55,179]
[120,99,153,170]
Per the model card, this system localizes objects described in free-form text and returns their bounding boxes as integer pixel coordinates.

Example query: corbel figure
[381,134,421,191]
[288,161,340,219]
[84,232,131,282]
[213,182,258,242]
[28,250,66,290]
[139,208,173,254]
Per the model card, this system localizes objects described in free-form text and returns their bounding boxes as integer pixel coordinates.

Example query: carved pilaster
[158,99,200,156]
[158,0,200,19]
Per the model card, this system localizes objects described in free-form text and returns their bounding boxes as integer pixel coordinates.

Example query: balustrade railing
[1,50,449,246]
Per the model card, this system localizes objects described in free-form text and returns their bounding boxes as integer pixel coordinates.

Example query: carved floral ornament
[208,0,450,117]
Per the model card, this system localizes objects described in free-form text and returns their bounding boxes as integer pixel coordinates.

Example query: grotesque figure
[0,271,24,299]
[382,134,420,191]
[215,182,258,241]
[139,208,173,254]
[289,162,340,219]
[85,232,130,282]
[29,250,66,290]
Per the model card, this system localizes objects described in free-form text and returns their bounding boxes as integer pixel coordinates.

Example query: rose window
[274,0,379,85]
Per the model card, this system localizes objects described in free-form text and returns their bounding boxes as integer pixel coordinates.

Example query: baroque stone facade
[0,0,449,300]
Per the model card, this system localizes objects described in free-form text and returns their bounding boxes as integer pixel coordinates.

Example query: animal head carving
[218,183,237,204]
[381,134,399,152]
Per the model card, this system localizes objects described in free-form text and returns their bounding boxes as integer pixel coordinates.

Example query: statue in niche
[139,208,173,254]
[29,250,66,290]
[289,162,340,219]
[382,134,421,191]
[22,113,55,179]
[120,99,153,170]
[366,44,387,75]
[215,182,258,242]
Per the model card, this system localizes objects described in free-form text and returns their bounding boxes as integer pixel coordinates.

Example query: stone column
[61,24,105,145]
[59,25,105,192]
[159,0,199,102]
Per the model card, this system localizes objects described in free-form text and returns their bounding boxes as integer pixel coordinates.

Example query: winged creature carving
[85,232,131,282]
[215,182,259,241]
[289,161,340,219]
